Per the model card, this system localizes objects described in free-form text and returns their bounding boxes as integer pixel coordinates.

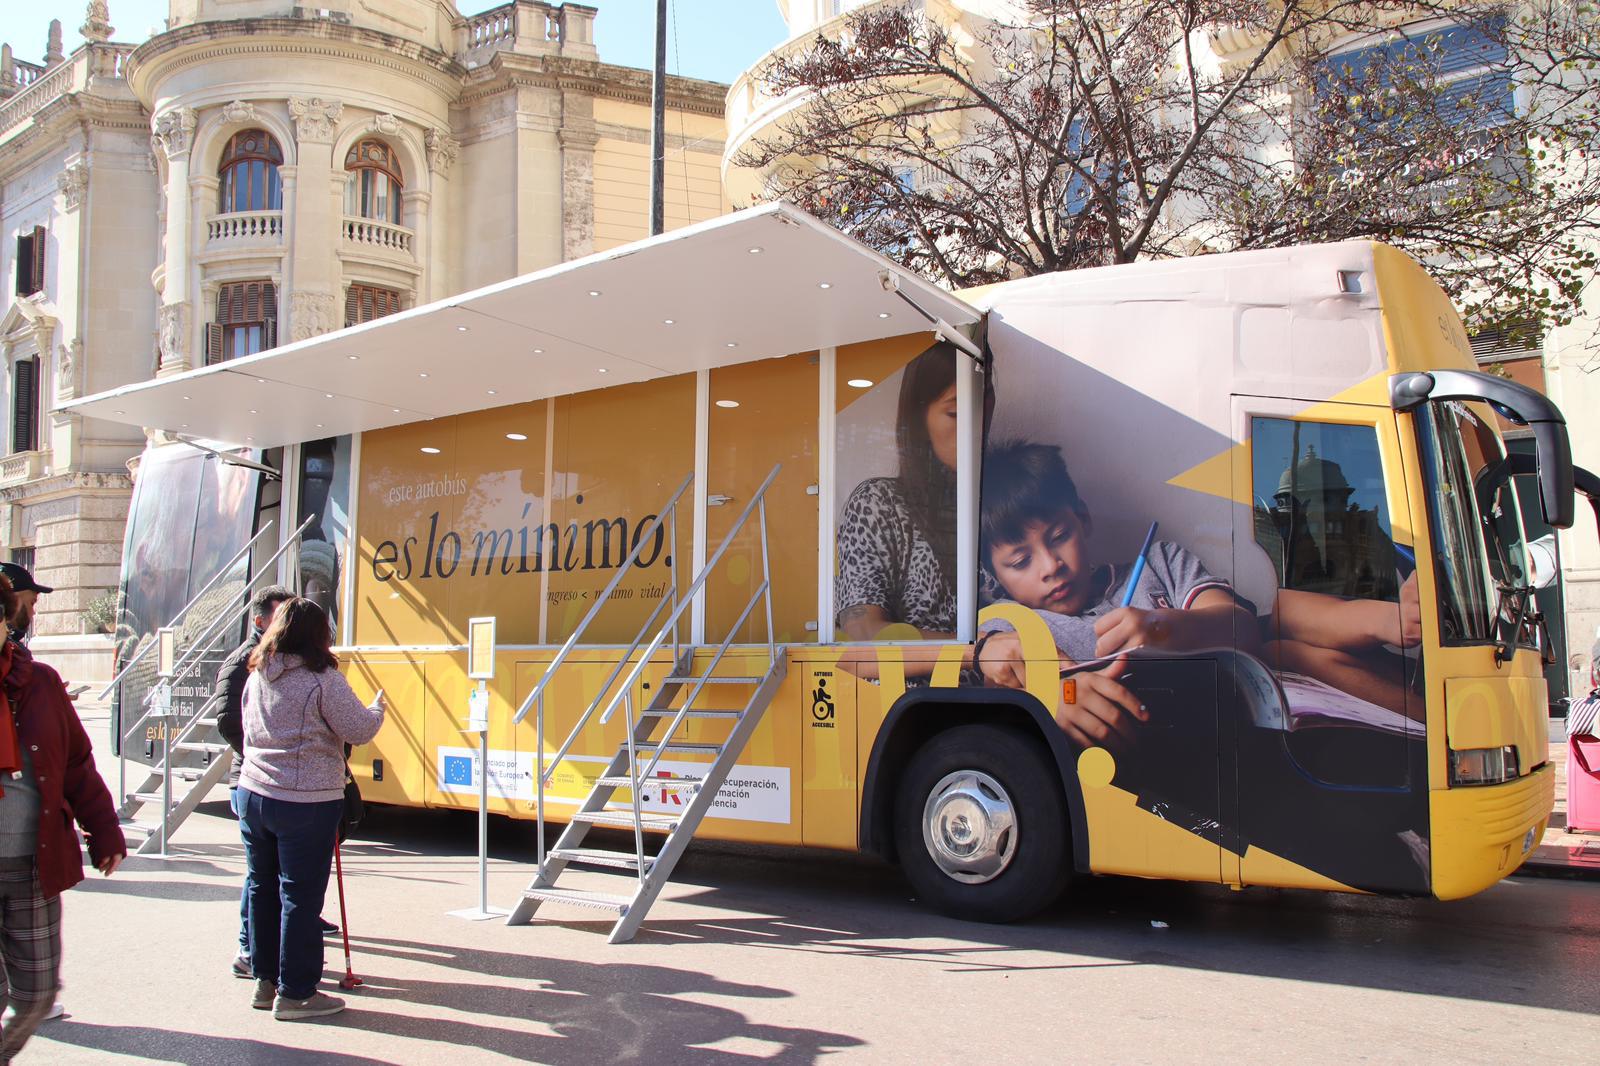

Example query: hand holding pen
[1091,521,1161,670]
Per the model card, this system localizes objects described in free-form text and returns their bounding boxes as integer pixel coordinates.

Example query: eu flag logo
[443,755,474,786]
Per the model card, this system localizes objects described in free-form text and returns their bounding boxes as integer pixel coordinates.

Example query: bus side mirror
[1391,371,1576,530]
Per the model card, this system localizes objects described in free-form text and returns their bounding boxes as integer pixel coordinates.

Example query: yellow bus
[77,204,1595,941]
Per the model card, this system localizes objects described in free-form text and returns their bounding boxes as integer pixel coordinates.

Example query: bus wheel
[893,723,1071,922]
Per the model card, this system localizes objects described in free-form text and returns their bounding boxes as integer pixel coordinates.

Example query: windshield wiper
[1491,580,1536,665]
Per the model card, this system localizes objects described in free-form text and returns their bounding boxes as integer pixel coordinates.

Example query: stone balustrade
[0,451,45,488]
[0,43,134,142]
[455,0,597,65]
[207,210,284,245]
[342,216,415,256]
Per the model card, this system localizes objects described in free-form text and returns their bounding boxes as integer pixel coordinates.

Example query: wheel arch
[858,688,1089,873]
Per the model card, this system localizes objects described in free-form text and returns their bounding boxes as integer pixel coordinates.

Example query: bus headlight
[1449,746,1520,786]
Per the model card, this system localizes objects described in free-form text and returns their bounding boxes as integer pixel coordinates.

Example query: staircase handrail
[97,518,279,701]
[512,473,693,727]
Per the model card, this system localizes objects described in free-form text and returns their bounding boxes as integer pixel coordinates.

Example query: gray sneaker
[251,979,275,1011]
[273,991,345,1021]
[231,953,252,979]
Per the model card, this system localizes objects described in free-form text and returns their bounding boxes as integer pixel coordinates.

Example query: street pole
[649,0,667,236]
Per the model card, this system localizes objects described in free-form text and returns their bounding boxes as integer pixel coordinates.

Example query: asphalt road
[25,724,1600,1064]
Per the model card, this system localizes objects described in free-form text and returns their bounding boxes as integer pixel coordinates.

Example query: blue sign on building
[443,754,474,786]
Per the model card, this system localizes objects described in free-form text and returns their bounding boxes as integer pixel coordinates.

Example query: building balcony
[454,0,597,68]
[0,450,46,489]
[0,42,134,147]
[341,216,418,270]
[722,0,970,205]
[205,209,284,249]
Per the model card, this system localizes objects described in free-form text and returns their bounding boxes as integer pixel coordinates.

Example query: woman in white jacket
[238,597,384,1021]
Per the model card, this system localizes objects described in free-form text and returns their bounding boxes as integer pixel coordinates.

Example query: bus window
[1414,401,1531,646]
[296,436,352,632]
[833,337,959,643]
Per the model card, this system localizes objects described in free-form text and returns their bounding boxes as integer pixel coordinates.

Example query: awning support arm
[880,271,986,366]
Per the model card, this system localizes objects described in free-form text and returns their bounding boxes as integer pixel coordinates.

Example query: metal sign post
[451,618,506,921]
[151,627,178,857]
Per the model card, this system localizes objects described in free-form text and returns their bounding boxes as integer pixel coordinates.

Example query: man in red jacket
[0,573,125,1061]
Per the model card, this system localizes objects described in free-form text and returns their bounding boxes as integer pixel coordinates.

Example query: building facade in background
[0,0,728,679]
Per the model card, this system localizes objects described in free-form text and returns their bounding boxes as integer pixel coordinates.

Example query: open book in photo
[1275,671,1416,737]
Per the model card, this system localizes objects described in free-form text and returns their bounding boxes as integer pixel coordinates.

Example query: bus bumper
[1429,764,1554,900]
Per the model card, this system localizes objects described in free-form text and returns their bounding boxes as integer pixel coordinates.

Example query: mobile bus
[74,203,1595,940]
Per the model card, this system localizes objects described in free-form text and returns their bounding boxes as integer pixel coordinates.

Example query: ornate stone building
[0,0,728,679]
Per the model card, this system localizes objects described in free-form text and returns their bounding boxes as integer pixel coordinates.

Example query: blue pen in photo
[1121,521,1159,608]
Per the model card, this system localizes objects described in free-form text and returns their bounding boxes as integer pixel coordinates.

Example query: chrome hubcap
[921,770,1017,884]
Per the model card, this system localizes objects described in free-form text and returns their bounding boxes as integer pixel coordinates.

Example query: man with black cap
[0,563,51,644]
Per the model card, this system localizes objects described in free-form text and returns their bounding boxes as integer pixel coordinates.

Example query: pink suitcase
[1569,734,1600,832]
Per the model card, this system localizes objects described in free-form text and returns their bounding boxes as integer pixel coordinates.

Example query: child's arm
[1092,588,1256,659]
[1272,573,1421,651]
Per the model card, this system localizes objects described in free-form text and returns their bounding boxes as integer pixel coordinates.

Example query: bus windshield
[1414,400,1532,647]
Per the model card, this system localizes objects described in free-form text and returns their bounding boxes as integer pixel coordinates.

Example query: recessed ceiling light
[181,395,190,400]
[315,423,324,428]
[246,436,253,442]
[456,325,469,332]
[715,399,740,408]
[249,408,258,414]
[487,389,497,396]
[506,432,528,441]
[256,378,266,384]
[597,368,608,374]
[533,348,544,354]
[847,378,874,388]
[725,342,738,348]
[421,446,440,454]
[818,282,831,289]
[180,423,189,428]
[748,247,763,254]
[348,355,359,361]
[878,312,892,319]
[392,408,401,413]
[588,290,602,297]
[113,410,125,415]
[419,372,429,378]
[324,393,334,399]
[663,319,675,325]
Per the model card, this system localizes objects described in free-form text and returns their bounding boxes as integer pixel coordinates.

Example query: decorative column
[151,107,197,377]
[286,96,343,342]
[424,127,458,302]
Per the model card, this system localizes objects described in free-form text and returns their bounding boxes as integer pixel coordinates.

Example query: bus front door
[1229,399,1430,894]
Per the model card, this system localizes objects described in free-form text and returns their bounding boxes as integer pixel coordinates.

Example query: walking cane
[333,840,363,990]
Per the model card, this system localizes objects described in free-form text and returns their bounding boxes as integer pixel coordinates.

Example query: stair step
[131,792,169,804]
[633,740,722,755]
[573,810,679,832]
[665,675,760,685]
[550,847,654,871]
[174,742,229,755]
[640,708,742,720]
[520,886,630,914]
[192,717,219,729]
[121,820,159,836]
[170,768,205,782]
[596,772,705,789]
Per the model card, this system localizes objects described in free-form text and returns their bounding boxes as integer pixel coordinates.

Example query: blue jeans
[230,789,249,953]
[236,789,342,999]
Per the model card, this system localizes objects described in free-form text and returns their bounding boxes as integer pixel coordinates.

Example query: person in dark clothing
[0,573,125,1062]
[218,585,293,980]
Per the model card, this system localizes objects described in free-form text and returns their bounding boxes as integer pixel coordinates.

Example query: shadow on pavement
[42,1022,394,1065]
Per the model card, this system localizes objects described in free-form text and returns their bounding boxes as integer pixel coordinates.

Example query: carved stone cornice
[424,127,459,174]
[56,162,89,210]
[151,107,198,160]
[371,112,403,136]
[289,96,344,142]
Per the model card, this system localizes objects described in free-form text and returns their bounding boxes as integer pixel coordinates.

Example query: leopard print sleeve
[836,478,905,622]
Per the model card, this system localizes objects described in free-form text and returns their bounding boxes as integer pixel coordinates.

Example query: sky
[0,1,788,84]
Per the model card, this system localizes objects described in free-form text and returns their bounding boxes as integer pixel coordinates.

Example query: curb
[1515,856,1600,882]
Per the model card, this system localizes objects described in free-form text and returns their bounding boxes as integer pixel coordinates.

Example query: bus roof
[63,202,979,449]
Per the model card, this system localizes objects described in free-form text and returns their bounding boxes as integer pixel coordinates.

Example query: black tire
[893,723,1071,922]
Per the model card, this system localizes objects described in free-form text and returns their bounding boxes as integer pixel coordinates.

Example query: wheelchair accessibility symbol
[811,677,835,725]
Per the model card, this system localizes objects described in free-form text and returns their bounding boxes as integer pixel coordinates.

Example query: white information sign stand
[450,617,507,920]
[150,626,179,857]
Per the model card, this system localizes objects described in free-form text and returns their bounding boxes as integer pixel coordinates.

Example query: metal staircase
[506,465,785,943]
[103,515,315,855]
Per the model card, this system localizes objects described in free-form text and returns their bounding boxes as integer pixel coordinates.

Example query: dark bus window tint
[1251,417,1401,602]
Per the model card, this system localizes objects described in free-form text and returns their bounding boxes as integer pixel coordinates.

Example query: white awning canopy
[63,203,980,450]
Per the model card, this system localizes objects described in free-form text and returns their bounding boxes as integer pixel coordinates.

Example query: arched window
[344,139,404,224]
[218,129,283,213]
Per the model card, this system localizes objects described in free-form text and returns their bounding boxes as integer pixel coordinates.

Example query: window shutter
[14,233,30,297]
[216,286,229,325]
[262,282,278,349]
[205,323,224,365]
[344,287,358,329]
[11,357,37,453]
[29,227,45,296]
